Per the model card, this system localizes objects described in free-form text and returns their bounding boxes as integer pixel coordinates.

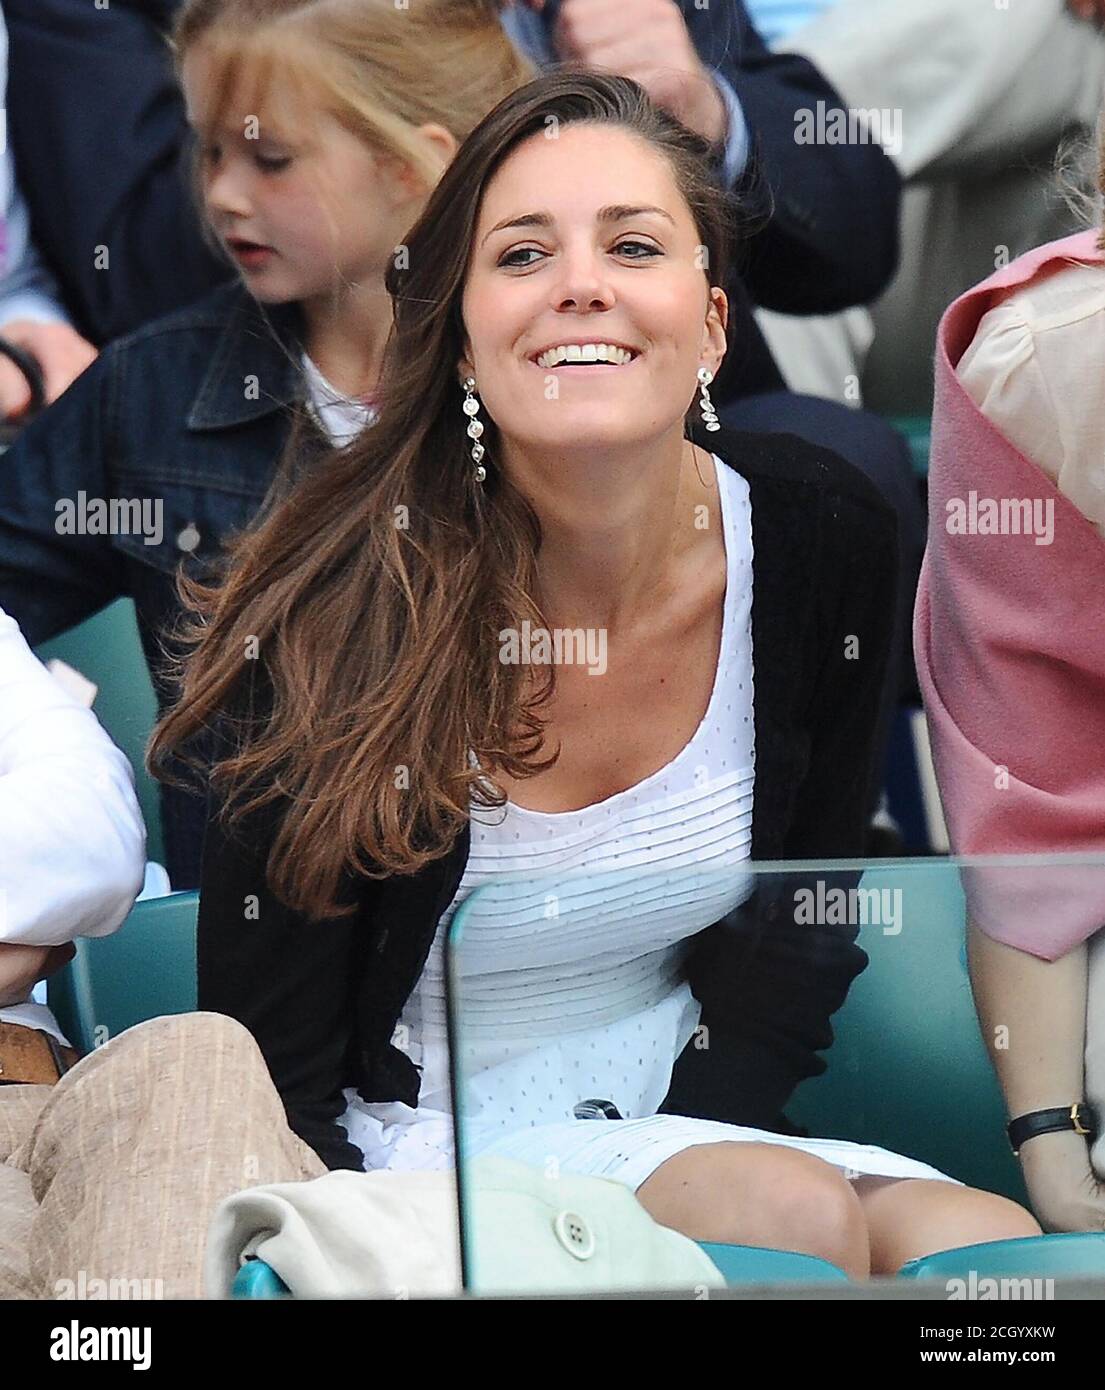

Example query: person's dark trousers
[717,392,924,823]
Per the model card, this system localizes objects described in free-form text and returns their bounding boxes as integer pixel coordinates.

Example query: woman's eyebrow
[480,204,675,247]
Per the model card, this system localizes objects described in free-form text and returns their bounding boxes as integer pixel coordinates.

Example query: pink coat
[915,229,1105,961]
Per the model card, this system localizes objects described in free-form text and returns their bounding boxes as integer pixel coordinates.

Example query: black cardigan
[197,420,900,1171]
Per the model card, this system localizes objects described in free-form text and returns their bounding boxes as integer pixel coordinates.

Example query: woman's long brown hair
[149,67,745,920]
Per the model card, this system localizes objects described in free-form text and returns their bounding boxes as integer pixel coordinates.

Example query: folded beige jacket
[205,1155,726,1298]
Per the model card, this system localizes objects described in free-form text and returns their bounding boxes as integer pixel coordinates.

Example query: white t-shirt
[300,352,377,446]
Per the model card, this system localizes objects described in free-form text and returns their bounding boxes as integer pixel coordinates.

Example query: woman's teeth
[535,344,637,368]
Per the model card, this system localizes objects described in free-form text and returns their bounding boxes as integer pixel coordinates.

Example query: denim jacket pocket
[110,476,266,579]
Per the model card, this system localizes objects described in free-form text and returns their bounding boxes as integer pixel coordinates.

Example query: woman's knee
[923,1187,1042,1251]
[860,1178,1042,1274]
[746,1146,870,1277]
[637,1141,870,1278]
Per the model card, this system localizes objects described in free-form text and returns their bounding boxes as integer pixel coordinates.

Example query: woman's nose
[552,256,616,312]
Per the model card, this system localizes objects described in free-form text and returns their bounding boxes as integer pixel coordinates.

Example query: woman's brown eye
[499,242,659,268]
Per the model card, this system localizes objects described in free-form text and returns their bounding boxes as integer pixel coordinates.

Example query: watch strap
[1007,1103,1098,1156]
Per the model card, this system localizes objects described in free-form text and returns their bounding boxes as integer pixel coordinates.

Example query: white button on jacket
[553,1210,596,1262]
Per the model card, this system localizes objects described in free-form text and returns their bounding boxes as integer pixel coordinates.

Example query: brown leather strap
[0,1021,80,1085]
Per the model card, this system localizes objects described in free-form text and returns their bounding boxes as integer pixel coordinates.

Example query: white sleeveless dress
[330,448,960,1192]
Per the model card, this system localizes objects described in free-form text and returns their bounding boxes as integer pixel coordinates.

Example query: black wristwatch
[1007,1103,1099,1156]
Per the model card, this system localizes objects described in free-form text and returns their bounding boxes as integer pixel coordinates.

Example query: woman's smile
[525,352,644,378]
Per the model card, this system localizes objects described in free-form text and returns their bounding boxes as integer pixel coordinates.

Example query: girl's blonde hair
[171,0,538,257]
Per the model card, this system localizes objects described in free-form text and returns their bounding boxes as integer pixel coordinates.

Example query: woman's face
[459,123,728,456]
[181,44,418,304]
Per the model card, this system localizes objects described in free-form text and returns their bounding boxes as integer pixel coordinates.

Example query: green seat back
[232,1261,292,1299]
[231,1242,848,1298]
[47,891,198,1054]
[787,862,1025,1204]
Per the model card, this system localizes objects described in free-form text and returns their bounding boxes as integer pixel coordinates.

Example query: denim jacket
[0,279,318,887]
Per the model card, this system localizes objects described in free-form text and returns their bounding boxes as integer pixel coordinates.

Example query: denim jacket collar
[186,282,308,432]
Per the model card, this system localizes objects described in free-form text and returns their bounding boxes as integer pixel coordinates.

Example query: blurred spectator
[3,0,227,347]
[0,8,96,421]
[748,0,1105,412]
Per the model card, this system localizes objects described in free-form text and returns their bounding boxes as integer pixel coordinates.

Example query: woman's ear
[703,287,729,376]
[711,287,729,337]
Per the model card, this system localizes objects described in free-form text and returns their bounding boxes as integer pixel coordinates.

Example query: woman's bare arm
[968,918,1105,1230]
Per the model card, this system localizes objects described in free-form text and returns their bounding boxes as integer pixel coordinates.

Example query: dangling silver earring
[462,377,487,483]
[697,366,720,432]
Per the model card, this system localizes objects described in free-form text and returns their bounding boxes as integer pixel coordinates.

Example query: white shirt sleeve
[955,298,1064,487]
[954,261,1105,541]
[0,606,146,946]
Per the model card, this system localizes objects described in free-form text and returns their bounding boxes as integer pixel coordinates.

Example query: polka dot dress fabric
[338,457,961,1192]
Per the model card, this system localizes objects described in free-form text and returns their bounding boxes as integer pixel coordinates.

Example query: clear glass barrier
[444,854,1105,1295]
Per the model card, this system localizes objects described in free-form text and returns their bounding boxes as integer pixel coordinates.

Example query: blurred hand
[528,0,728,146]
[1068,0,1105,27]
[1019,1127,1105,1232]
[0,940,76,1008]
[0,320,98,421]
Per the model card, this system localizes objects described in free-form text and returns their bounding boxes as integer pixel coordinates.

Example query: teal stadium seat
[232,1261,293,1299]
[899,1232,1105,1282]
[695,1242,848,1285]
[787,860,1027,1206]
[34,597,165,867]
[47,891,198,1054]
